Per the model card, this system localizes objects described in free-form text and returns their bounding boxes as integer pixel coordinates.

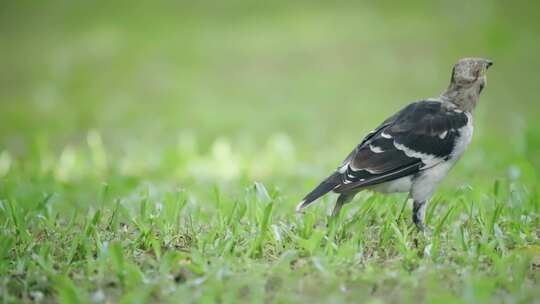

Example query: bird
[296,57,493,232]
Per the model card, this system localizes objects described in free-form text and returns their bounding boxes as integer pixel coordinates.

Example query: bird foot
[421,226,433,238]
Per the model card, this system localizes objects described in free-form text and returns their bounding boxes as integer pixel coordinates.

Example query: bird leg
[412,200,428,232]
[331,193,354,217]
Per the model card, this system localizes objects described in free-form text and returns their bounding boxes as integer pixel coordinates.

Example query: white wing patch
[439,130,448,139]
[369,144,384,153]
[348,162,380,174]
[393,141,443,168]
[381,132,392,139]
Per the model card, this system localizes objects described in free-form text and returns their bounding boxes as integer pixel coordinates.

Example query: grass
[0,136,539,303]
[1,1,540,303]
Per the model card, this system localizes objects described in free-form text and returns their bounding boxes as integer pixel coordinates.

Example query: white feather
[381,132,392,139]
[369,144,384,153]
[439,130,448,139]
[393,141,443,168]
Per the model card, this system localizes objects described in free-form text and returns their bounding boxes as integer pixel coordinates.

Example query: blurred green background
[1,0,539,186]
[2,2,540,303]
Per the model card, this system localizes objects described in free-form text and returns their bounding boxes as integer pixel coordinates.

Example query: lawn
[1,1,540,303]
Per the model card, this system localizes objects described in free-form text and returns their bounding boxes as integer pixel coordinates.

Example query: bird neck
[440,83,481,113]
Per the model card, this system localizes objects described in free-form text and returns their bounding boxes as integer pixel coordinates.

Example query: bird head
[450,57,493,89]
[443,57,493,111]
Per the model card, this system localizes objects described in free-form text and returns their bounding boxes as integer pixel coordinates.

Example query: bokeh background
[2,1,540,303]
[1,0,539,192]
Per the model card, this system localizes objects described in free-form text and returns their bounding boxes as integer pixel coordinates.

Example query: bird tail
[296,172,341,212]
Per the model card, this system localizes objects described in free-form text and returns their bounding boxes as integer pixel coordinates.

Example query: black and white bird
[297,58,493,231]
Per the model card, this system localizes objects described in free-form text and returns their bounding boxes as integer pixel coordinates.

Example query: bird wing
[334,100,470,193]
[297,100,470,210]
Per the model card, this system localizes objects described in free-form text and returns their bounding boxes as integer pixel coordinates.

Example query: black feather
[297,172,341,210]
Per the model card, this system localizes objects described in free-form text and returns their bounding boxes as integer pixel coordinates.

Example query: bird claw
[422,227,433,238]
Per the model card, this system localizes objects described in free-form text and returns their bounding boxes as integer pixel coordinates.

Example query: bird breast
[450,112,474,161]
